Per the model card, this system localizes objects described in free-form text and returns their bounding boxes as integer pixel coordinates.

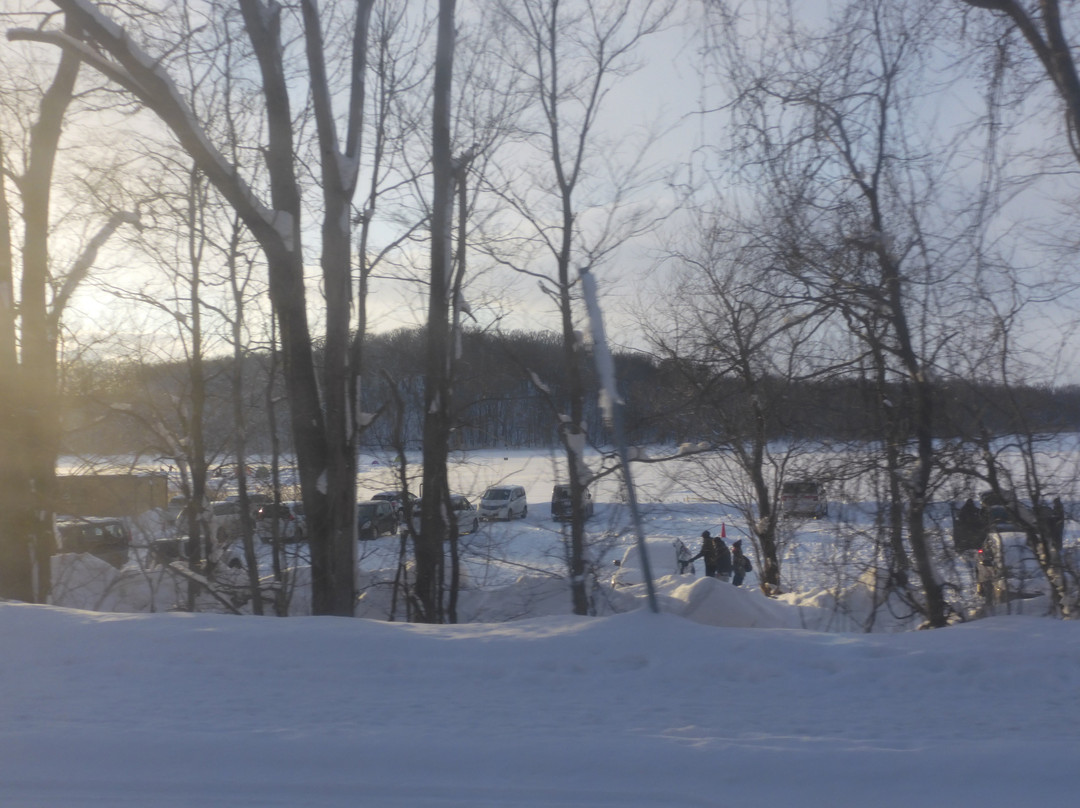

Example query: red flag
[721,523,726,538]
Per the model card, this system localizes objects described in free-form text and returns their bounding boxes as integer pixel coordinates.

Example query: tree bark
[416,0,458,623]
[0,33,80,601]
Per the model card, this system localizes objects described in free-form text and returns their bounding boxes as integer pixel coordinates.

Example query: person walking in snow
[714,533,733,583]
[1050,497,1065,556]
[687,530,720,578]
[954,497,987,553]
[731,539,752,586]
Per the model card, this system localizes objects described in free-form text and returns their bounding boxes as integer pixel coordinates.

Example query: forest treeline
[60,327,1080,460]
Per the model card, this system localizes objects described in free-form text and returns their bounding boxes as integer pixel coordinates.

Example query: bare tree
[12,0,378,614]
[643,213,841,594]
[0,10,136,601]
[414,0,458,623]
[937,265,1080,616]
[960,1,1080,165]
[702,0,987,626]
[489,0,671,615]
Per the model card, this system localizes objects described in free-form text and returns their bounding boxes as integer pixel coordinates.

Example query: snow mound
[606,573,834,629]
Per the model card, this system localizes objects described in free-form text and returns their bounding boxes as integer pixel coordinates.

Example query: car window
[484,489,509,500]
[103,523,127,541]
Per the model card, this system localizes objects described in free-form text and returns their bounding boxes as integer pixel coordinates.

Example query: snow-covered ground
[4,448,1077,806]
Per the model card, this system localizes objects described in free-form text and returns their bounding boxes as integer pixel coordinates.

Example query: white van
[479,485,527,520]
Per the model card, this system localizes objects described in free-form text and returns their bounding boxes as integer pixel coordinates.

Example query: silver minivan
[780,480,828,518]
[479,485,528,520]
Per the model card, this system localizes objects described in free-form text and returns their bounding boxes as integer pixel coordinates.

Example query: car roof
[990,527,1033,542]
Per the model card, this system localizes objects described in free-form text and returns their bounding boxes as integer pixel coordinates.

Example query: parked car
[954,491,1041,554]
[166,495,188,521]
[55,516,131,568]
[255,501,305,544]
[450,495,481,534]
[174,499,244,543]
[226,492,274,518]
[357,499,399,540]
[370,490,417,520]
[148,535,191,565]
[979,490,1037,532]
[479,485,528,520]
[407,495,480,536]
[780,480,828,518]
[551,484,593,521]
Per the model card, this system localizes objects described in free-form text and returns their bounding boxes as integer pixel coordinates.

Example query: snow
[529,369,552,394]
[5,448,1079,806]
[2,604,1076,806]
[581,268,623,425]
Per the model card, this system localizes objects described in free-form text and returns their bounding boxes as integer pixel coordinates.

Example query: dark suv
[55,517,131,568]
[551,484,594,521]
[371,490,417,520]
[357,500,399,539]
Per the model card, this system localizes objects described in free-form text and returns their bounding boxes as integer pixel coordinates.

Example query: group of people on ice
[682,528,753,585]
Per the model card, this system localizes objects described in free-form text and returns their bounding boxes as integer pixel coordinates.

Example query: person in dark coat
[731,539,752,586]
[687,530,719,578]
[1050,497,1066,556]
[714,535,733,582]
[954,497,982,552]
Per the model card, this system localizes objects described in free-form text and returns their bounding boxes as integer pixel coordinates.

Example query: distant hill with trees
[58,327,1080,460]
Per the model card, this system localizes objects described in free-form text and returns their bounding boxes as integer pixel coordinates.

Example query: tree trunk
[0,132,31,601]
[0,35,80,602]
[416,0,458,623]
